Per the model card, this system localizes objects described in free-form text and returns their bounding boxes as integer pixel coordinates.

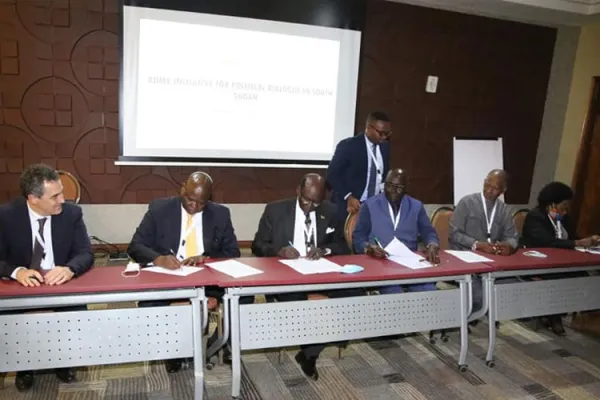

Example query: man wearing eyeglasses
[252,173,357,380]
[353,168,440,294]
[326,111,392,217]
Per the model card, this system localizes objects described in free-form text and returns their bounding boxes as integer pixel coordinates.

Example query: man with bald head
[449,169,518,315]
[252,173,348,259]
[450,169,518,255]
[252,173,355,380]
[353,168,440,294]
[128,171,240,372]
[129,171,240,267]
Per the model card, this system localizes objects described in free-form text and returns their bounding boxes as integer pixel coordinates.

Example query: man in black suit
[128,171,241,372]
[252,173,358,381]
[0,163,94,391]
[326,111,391,217]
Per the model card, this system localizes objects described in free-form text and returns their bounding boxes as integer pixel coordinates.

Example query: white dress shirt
[11,204,55,279]
[292,201,317,257]
[175,206,204,260]
[359,134,383,202]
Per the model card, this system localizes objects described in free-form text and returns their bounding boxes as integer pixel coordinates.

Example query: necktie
[30,218,47,270]
[367,143,378,197]
[304,213,314,251]
[185,214,198,258]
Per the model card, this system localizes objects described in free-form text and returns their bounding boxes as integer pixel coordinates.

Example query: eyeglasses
[299,194,320,208]
[369,124,392,138]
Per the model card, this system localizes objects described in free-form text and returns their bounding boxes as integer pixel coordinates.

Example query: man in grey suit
[449,169,518,315]
[252,173,357,381]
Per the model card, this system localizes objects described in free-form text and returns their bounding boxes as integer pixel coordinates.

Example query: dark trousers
[271,288,363,359]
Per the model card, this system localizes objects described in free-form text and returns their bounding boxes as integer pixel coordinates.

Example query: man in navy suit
[326,111,392,217]
[0,163,94,391]
[128,171,240,267]
[128,171,240,372]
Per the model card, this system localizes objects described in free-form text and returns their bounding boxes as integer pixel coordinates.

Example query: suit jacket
[251,198,349,257]
[520,207,578,249]
[0,197,93,278]
[128,196,240,264]
[352,194,439,254]
[326,133,390,212]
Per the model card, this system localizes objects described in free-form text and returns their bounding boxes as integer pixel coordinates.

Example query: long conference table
[1,248,600,400]
[0,267,211,400]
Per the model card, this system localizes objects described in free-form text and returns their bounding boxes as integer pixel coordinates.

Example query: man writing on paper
[353,168,440,294]
[0,164,94,391]
[449,169,518,315]
[252,173,357,381]
[128,171,240,373]
[326,111,391,217]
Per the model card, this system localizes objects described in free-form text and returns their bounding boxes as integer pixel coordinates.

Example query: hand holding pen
[365,237,389,259]
[278,241,301,259]
[152,250,181,270]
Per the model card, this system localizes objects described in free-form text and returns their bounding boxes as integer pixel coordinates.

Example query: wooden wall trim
[0,1,555,205]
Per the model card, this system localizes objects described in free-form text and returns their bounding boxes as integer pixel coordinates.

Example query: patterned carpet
[3,318,600,399]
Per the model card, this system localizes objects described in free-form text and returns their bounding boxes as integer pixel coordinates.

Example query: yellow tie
[185,214,198,258]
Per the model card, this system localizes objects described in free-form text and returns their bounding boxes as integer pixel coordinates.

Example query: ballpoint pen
[169,249,183,268]
[373,237,389,256]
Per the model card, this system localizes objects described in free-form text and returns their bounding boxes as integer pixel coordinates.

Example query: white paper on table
[205,260,263,278]
[384,237,418,257]
[279,258,342,275]
[144,266,203,276]
[382,237,430,269]
[576,246,600,255]
[387,255,433,269]
[445,250,493,263]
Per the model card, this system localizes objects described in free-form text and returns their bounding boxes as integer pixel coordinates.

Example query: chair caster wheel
[486,360,495,368]
[206,362,214,370]
[458,365,468,373]
[429,338,436,344]
[441,335,449,343]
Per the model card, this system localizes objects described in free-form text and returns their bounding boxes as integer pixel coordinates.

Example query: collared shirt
[292,200,317,257]
[11,203,55,279]
[449,192,519,250]
[359,134,383,202]
[176,206,204,260]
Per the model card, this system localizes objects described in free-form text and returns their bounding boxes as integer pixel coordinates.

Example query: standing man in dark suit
[326,111,392,217]
[252,173,358,381]
[128,171,241,372]
[0,163,94,391]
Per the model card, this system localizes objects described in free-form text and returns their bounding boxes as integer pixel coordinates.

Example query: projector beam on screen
[121,2,364,167]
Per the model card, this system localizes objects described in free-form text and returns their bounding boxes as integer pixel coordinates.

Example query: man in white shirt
[252,174,357,381]
[128,171,241,372]
[0,163,94,391]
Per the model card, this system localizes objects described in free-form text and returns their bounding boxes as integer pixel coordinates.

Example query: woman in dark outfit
[520,182,599,336]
